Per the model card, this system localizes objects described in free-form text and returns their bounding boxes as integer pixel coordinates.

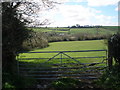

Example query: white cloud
[46,5,95,26]
[115,7,118,11]
[31,0,73,3]
[94,15,117,25]
[55,0,119,6]
[52,0,87,3]
[115,3,120,11]
[25,0,119,7]
[44,4,117,27]
[28,0,118,26]
[87,0,119,6]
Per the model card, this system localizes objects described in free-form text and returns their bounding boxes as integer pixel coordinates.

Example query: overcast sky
[33,0,119,27]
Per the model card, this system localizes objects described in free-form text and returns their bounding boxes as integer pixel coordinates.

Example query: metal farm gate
[17,50,107,80]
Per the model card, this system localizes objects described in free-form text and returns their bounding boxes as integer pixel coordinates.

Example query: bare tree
[15,1,59,27]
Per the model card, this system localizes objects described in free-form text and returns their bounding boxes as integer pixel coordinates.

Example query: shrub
[44,32,112,43]
[50,77,83,89]
[96,65,120,90]
[2,73,37,88]
[3,82,15,89]
[22,32,49,50]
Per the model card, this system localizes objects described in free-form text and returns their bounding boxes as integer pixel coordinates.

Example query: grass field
[30,26,118,35]
[18,40,107,65]
[35,40,106,51]
[70,28,116,35]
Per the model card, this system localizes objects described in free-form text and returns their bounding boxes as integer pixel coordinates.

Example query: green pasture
[31,27,69,33]
[18,40,107,65]
[102,26,119,31]
[31,28,52,32]
[70,28,116,35]
[30,26,117,35]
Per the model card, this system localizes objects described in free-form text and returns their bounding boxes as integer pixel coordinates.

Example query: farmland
[19,26,117,64]
[23,26,116,51]
[18,40,107,65]
[30,26,118,35]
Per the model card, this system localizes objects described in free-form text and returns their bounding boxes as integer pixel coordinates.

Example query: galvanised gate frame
[17,49,107,80]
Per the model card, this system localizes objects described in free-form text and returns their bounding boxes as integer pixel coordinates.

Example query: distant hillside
[101,26,119,31]
[29,26,118,35]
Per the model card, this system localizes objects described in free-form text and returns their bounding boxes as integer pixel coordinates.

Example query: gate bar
[18,50,107,53]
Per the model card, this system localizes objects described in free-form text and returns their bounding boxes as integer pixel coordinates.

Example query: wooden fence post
[108,41,113,69]
[108,55,113,69]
